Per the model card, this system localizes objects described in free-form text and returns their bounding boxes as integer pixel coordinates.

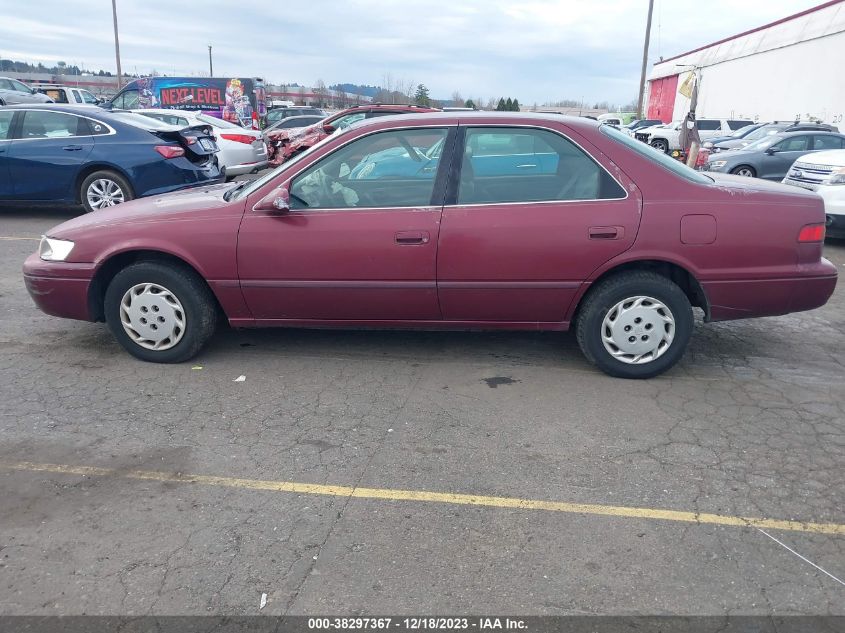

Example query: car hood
[712,139,747,150]
[47,182,237,239]
[794,149,845,167]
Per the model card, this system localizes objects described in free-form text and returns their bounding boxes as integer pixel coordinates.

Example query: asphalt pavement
[1,207,844,616]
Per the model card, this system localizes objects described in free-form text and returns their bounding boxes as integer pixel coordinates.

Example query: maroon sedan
[23,113,837,378]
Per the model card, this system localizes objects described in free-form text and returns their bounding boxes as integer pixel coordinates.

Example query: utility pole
[208,45,213,77]
[636,0,655,120]
[111,0,123,89]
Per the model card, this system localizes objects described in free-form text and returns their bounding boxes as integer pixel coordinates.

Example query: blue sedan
[0,104,222,212]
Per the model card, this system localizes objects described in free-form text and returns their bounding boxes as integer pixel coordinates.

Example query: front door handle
[589,226,623,240]
[62,145,83,151]
[395,231,430,245]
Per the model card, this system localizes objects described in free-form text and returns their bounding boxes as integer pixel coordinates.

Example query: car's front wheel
[104,261,218,363]
[730,165,756,177]
[80,170,134,213]
[650,138,669,153]
[575,271,693,379]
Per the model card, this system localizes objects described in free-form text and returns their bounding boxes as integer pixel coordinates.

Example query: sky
[0,0,827,105]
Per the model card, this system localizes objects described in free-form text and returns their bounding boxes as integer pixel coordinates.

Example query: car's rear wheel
[575,271,693,379]
[80,170,134,213]
[650,138,669,153]
[730,165,756,177]
[104,262,218,363]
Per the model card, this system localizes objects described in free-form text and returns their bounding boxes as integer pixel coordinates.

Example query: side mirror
[765,147,779,155]
[255,187,290,214]
[322,122,336,134]
[31,88,38,94]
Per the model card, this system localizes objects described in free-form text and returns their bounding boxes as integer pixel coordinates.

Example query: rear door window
[458,127,625,204]
[776,136,810,152]
[813,135,844,150]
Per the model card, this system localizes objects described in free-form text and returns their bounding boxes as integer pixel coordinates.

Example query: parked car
[624,119,663,136]
[703,131,845,179]
[0,77,53,105]
[266,106,324,124]
[23,112,836,379]
[36,84,103,105]
[645,118,754,153]
[134,108,267,178]
[702,123,768,149]
[782,149,845,238]
[708,121,840,153]
[267,103,440,166]
[264,115,326,165]
[0,105,222,213]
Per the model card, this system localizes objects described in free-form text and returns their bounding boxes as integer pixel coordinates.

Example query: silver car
[0,77,54,105]
[133,109,268,178]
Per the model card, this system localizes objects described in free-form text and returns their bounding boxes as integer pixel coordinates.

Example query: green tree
[496,98,506,111]
[505,97,513,111]
[511,98,520,111]
[414,84,431,107]
[464,99,475,110]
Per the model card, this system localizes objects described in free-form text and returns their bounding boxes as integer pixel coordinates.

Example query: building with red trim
[645,0,844,125]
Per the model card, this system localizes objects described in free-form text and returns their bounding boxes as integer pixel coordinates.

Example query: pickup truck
[640,118,754,153]
[36,84,103,105]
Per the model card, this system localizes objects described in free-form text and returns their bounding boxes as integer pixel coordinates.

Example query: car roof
[342,110,604,133]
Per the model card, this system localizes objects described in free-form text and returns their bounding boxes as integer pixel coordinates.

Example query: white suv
[643,118,754,153]
[782,149,845,238]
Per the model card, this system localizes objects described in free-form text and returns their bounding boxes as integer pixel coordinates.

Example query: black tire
[575,271,693,379]
[650,138,669,153]
[104,261,218,363]
[730,165,756,177]
[80,170,134,213]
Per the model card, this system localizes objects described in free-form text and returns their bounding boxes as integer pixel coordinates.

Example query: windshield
[729,124,756,138]
[227,131,341,201]
[742,135,780,151]
[600,124,712,184]
[743,125,784,142]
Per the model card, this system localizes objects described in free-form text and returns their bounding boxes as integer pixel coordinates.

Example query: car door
[0,110,16,197]
[760,135,810,180]
[0,79,17,104]
[436,125,640,323]
[7,110,95,201]
[237,126,455,321]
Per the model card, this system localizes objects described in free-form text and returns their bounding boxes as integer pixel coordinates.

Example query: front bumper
[23,253,96,321]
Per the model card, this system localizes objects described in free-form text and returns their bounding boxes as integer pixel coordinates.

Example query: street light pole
[208,45,213,77]
[636,0,655,120]
[111,0,123,89]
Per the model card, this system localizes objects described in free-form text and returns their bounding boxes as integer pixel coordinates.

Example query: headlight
[39,236,75,261]
[709,160,727,170]
[827,168,845,185]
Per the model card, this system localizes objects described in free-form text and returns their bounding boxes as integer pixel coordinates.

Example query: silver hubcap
[735,168,753,177]
[86,178,125,209]
[601,296,675,365]
[652,141,667,152]
[119,283,186,351]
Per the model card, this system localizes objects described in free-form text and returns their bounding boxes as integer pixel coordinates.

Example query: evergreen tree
[512,98,520,111]
[496,98,506,111]
[413,84,431,107]
[464,99,475,110]
[505,97,514,111]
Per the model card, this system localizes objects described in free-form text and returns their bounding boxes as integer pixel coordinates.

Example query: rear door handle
[395,231,430,245]
[62,145,83,151]
[589,226,623,239]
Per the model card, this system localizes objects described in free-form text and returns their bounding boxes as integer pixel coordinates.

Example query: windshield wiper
[223,181,248,202]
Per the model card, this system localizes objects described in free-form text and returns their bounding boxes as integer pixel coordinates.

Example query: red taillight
[221,133,256,145]
[798,223,825,242]
[154,145,185,159]
[695,148,710,168]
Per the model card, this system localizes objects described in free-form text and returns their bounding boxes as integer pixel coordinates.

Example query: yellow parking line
[3,460,844,536]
